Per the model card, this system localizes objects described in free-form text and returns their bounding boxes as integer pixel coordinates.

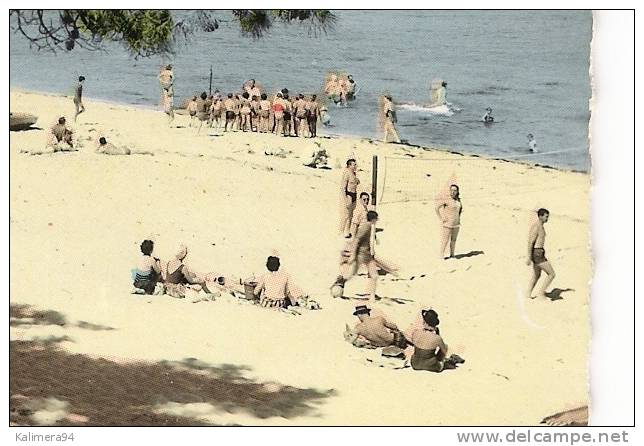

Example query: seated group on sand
[346,305,465,373]
[132,240,317,310]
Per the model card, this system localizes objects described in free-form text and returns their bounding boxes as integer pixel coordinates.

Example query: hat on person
[353,305,371,316]
[421,309,440,327]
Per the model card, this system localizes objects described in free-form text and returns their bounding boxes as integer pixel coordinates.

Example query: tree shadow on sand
[10,307,335,426]
[11,304,115,331]
[545,288,575,301]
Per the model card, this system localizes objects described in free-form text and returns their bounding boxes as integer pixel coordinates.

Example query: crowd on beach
[16,66,558,375]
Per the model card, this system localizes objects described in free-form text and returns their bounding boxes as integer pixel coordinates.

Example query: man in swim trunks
[526,208,556,299]
[73,76,85,122]
[339,158,360,237]
[47,117,75,151]
[293,94,308,137]
[352,305,407,348]
[223,93,237,132]
[306,95,321,137]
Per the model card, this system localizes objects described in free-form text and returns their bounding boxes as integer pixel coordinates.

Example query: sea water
[10,10,592,171]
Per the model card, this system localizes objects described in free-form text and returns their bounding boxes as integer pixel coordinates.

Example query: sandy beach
[10,90,591,426]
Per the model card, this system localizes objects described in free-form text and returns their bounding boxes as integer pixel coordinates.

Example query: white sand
[10,90,591,425]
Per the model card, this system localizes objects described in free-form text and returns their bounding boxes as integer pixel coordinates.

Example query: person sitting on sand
[349,192,371,238]
[47,117,76,151]
[96,136,131,155]
[164,244,203,299]
[133,239,162,295]
[253,255,303,309]
[351,305,407,348]
[405,309,464,372]
[436,184,463,259]
[526,208,556,299]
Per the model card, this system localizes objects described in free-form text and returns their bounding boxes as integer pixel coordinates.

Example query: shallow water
[10,10,592,171]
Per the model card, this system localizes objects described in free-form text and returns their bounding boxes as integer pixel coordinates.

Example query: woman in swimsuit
[436,184,463,259]
[164,245,193,299]
[406,309,464,372]
[133,240,162,295]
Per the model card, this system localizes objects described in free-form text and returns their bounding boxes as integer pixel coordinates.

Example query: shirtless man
[244,79,261,100]
[293,94,308,137]
[159,65,175,125]
[259,93,272,133]
[306,95,321,137]
[96,136,130,155]
[282,94,293,136]
[239,92,252,132]
[187,96,198,127]
[435,184,463,259]
[382,95,401,143]
[272,92,286,135]
[223,93,237,132]
[526,208,556,299]
[352,305,406,348]
[349,192,371,238]
[343,211,380,301]
[339,158,360,237]
[73,76,86,122]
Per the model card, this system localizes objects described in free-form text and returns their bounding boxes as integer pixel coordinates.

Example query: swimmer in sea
[526,208,556,299]
[483,107,494,123]
[527,133,538,152]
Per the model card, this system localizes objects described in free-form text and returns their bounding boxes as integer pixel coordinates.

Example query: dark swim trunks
[225,111,235,120]
[531,248,547,265]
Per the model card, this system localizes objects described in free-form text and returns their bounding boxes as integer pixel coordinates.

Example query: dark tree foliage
[10,10,336,58]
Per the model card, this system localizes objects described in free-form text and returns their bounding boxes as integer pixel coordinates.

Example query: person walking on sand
[342,211,380,301]
[159,65,175,125]
[436,184,463,259]
[526,208,556,299]
[349,192,371,238]
[381,95,401,143]
[73,76,86,122]
[339,158,360,238]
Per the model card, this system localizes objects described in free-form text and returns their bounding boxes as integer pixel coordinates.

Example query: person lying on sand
[404,309,464,372]
[350,305,408,348]
[132,239,162,295]
[96,136,131,155]
[303,147,329,168]
[254,255,303,309]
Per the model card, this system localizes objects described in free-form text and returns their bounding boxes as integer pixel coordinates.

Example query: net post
[372,155,378,207]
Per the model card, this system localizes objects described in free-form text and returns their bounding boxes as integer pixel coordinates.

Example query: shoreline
[10,86,589,175]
